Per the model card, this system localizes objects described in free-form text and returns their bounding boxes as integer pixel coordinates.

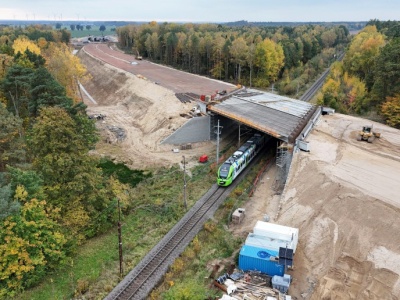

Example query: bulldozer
[357,125,381,143]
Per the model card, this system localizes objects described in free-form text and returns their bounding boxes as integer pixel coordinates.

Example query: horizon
[1,1,399,24]
[0,19,373,24]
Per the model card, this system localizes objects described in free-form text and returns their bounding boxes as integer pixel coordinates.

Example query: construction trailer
[252,221,299,253]
[238,245,285,277]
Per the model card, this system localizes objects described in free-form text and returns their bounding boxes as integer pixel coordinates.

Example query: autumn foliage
[319,21,400,125]
[0,25,127,298]
[0,199,66,297]
[381,94,400,128]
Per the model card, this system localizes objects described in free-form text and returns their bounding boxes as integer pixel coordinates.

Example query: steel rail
[300,52,345,102]
[106,149,269,300]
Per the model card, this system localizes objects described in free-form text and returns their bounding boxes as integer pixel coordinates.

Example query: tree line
[317,20,400,128]
[116,22,350,89]
[0,25,133,298]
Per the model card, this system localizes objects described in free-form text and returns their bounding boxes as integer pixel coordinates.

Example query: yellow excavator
[357,125,381,143]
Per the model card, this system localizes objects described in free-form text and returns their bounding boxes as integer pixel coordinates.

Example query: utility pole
[238,123,241,148]
[117,198,123,278]
[215,119,223,165]
[182,156,187,211]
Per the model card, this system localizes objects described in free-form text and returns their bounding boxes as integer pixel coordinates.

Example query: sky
[0,0,399,23]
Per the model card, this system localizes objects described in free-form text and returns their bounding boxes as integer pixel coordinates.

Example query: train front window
[219,163,231,179]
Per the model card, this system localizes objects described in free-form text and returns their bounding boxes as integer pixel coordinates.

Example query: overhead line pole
[182,156,187,211]
[117,198,123,278]
[215,119,223,165]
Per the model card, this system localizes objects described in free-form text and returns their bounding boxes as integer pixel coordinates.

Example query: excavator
[356,125,381,143]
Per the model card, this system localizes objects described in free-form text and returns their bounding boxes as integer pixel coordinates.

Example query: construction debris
[180,143,192,150]
[89,113,106,120]
[106,125,126,142]
[175,92,199,103]
[215,270,290,300]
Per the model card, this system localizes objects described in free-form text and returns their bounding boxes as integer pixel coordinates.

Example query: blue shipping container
[238,245,284,276]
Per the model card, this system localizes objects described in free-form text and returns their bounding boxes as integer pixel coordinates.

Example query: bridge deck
[208,89,317,143]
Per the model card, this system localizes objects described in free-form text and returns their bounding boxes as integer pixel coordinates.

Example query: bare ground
[77,47,400,299]
[276,114,400,299]
[78,49,217,169]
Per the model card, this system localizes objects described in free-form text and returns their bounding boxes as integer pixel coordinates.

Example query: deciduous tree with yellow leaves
[42,42,89,103]
[343,25,385,88]
[12,36,41,56]
[0,198,66,298]
[254,38,284,86]
[381,94,400,128]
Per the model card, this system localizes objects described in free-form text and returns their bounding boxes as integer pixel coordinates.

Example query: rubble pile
[214,270,290,300]
[106,125,126,143]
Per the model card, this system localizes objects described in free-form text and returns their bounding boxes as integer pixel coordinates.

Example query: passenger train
[217,133,267,186]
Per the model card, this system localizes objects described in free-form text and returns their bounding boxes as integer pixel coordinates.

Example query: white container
[245,233,296,254]
[298,140,310,152]
[253,221,299,253]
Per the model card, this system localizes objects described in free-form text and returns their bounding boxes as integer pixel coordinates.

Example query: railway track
[299,68,331,102]
[106,150,268,300]
[300,52,345,102]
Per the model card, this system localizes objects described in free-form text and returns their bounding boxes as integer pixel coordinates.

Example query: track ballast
[106,148,269,300]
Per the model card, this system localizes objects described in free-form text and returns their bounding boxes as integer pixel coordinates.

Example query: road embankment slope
[279,113,400,299]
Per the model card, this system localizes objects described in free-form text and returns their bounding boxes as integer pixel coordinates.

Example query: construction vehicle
[356,125,381,143]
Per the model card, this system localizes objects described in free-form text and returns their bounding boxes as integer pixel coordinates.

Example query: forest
[117,20,400,127]
[0,19,399,299]
[116,22,350,90]
[317,19,400,127]
[0,25,135,298]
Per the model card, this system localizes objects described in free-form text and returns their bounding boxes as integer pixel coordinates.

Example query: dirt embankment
[77,49,214,169]
[276,114,400,299]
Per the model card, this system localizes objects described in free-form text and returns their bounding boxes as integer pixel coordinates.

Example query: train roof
[225,137,259,164]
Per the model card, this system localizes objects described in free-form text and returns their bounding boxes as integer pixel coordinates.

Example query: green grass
[18,203,181,300]
[17,162,216,299]
[19,230,119,300]
[150,214,245,299]
[151,157,271,299]
[97,159,152,188]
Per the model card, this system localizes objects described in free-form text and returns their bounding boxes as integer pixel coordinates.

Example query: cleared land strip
[83,43,236,95]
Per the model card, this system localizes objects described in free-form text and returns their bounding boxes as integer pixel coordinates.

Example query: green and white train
[217,133,267,186]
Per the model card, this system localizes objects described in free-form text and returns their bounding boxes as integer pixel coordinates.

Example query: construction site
[76,42,400,299]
